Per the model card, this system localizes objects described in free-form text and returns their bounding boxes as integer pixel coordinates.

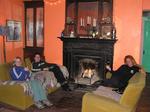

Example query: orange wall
[0,0,24,63]
[143,0,150,10]
[113,0,142,69]
[44,0,65,65]
[0,0,144,67]
[44,0,143,69]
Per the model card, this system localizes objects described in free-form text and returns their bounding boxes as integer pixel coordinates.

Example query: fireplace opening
[75,58,101,85]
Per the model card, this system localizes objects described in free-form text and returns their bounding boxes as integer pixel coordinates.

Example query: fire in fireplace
[82,69,95,78]
[75,58,101,85]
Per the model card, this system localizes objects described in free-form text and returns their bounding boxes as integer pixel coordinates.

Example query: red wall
[44,0,143,69]
[0,0,24,63]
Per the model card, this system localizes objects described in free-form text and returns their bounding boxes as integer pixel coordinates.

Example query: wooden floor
[136,74,150,112]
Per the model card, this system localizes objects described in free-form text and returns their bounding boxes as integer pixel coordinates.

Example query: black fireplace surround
[59,37,117,80]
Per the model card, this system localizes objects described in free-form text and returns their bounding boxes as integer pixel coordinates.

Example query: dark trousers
[102,76,128,90]
[47,63,67,85]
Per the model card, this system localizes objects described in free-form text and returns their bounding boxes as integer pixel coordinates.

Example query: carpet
[0,89,85,112]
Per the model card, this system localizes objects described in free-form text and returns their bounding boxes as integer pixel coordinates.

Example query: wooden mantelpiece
[59,37,117,79]
[58,37,117,43]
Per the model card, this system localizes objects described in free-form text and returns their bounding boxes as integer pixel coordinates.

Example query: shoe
[34,101,45,109]
[62,83,72,91]
[116,89,124,94]
[42,100,53,107]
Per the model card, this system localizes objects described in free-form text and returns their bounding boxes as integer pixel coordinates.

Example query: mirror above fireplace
[62,0,116,39]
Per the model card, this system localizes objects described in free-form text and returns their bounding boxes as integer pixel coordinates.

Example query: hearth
[59,37,117,85]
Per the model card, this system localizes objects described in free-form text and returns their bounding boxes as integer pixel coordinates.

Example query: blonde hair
[13,57,22,66]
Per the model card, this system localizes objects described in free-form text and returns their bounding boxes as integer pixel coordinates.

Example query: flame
[82,69,94,78]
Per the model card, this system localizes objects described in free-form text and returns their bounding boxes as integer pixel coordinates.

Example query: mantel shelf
[58,37,117,43]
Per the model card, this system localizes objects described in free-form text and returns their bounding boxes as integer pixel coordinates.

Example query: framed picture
[101,24,112,39]
[6,20,22,41]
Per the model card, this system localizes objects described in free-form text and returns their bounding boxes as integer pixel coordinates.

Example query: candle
[87,16,89,24]
[80,18,83,26]
[89,16,91,24]
[87,16,91,25]
[93,18,97,27]
[83,18,85,26]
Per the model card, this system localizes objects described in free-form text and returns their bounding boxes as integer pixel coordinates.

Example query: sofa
[0,59,58,110]
[82,72,146,112]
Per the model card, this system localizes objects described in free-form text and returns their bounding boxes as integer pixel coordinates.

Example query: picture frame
[6,20,22,41]
[101,24,112,39]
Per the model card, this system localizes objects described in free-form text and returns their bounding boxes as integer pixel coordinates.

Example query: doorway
[142,12,150,73]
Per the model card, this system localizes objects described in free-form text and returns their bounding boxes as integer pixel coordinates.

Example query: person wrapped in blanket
[31,53,71,91]
[10,57,53,109]
[94,55,146,94]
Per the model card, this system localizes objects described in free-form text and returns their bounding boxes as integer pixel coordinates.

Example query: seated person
[31,53,71,91]
[10,57,53,109]
[101,55,145,94]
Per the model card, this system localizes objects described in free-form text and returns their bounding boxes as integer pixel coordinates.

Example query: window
[25,1,44,48]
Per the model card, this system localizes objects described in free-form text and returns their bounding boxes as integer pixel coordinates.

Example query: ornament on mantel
[44,0,64,6]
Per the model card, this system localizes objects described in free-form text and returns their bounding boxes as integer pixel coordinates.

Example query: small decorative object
[112,25,116,39]
[6,20,21,41]
[92,27,99,38]
[67,17,74,24]
[92,31,98,38]
[101,25,112,39]
[70,31,75,38]
[61,30,65,37]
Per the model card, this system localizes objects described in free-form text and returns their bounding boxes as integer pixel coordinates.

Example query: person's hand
[43,68,49,71]
[24,67,29,71]
[139,69,146,75]
[106,65,111,71]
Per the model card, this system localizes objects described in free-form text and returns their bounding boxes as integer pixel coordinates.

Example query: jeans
[28,80,47,102]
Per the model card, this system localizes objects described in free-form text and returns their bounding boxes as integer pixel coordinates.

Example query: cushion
[93,86,122,102]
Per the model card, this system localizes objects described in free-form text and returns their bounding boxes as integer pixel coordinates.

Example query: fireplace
[79,58,98,79]
[76,58,100,85]
[59,37,117,85]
